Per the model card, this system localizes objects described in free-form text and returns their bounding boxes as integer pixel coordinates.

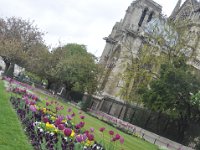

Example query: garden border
[88,109,194,150]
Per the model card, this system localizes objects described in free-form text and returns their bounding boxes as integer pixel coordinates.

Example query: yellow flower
[85,140,94,146]
[43,108,47,113]
[70,130,75,137]
[46,122,55,130]
[54,129,58,133]
[62,119,67,123]
[51,116,56,121]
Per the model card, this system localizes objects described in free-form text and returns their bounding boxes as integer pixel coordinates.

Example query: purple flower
[43,117,49,123]
[29,105,37,112]
[76,135,83,142]
[55,117,63,126]
[79,121,85,128]
[109,130,114,135]
[76,134,87,142]
[30,101,36,105]
[87,133,94,141]
[64,128,72,137]
[83,134,87,141]
[67,107,72,112]
[80,115,85,119]
[25,99,30,105]
[71,112,75,117]
[120,137,124,144]
[46,102,50,106]
[75,124,81,129]
[85,130,89,136]
[66,115,72,120]
[58,124,65,130]
[115,134,120,140]
[90,127,94,132]
[99,127,105,132]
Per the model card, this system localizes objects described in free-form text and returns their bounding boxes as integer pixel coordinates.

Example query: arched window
[138,8,148,27]
[147,12,154,22]
[178,7,191,20]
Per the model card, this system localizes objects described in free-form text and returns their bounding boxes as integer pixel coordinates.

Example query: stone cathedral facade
[98,0,200,102]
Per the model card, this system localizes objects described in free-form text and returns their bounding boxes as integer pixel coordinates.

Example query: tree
[25,43,51,80]
[139,57,200,141]
[52,44,100,94]
[0,17,44,77]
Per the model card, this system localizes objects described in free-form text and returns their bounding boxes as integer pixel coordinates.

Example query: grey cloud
[0,0,177,57]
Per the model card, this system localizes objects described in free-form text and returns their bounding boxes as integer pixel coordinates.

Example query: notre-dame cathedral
[99,0,200,101]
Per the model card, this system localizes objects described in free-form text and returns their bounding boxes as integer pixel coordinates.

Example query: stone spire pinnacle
[170,0,182,17]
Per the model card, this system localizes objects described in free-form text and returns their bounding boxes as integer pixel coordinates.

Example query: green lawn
[0,79,159,150]
[35,91,159,150]
[0,80,33,150]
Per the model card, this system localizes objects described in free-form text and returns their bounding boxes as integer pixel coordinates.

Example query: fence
[89,109,194,150]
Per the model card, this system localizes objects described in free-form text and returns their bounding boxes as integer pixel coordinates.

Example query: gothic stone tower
[99,0,162,100]
[170,0,200,69]
[99,0,200,101]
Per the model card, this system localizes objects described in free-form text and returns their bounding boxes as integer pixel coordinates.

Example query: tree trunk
[5,63,14,78]
[47,79,54,89]
[4,62,10,73]
[2,57,11,75]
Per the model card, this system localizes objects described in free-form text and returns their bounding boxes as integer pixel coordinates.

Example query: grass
[0,80,33,150]
[0,79,159,150]
[35,90,159,150]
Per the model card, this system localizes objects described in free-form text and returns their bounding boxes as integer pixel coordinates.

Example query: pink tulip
[120,137,124,144]
[29,105,37,112]
[90,127,94,132]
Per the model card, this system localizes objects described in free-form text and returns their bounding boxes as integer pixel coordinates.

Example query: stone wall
[88,95,200,148]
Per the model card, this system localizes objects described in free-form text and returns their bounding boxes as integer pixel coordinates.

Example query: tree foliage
[139,57,200,141]
[52,44,100,94]
[0,17,44,76]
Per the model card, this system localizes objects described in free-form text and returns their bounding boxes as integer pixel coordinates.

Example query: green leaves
[50,43,100,94]
[141,58,200,119]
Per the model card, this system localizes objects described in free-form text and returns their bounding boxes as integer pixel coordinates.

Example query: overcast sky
[0,0,181,57]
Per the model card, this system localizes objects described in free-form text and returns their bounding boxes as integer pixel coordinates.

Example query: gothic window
[147,12,154,22]
[178,7,191,20]
[138,8,148,27]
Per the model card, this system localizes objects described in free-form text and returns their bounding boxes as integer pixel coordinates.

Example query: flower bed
[8,85,124,150]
